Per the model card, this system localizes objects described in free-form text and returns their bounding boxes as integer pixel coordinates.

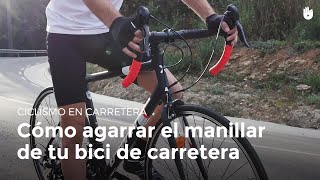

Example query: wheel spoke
[48,95,56,127]
[156,158,180,179]
[225,161,249,180]
[221,159,233,180]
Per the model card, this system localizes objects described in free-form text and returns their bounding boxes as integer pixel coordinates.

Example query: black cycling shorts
[47,33,132,107]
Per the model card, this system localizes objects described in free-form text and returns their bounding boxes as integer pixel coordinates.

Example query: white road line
[216,138,320,157]
[21,77,27,81]
[20,68,25,71]
[97,117,132,126]
[18,71,22,75]
[0,96,33,106]
[252,144,320,157]
[26,65,31,68]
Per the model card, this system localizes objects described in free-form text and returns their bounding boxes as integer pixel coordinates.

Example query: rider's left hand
[206,14,238,46]
[221,22,238,46]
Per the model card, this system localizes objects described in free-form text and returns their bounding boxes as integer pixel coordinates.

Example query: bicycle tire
[29,87,63,180]
[145,104,268,180]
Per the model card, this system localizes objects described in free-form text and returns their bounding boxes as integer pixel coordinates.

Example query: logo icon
[303,7,313,20]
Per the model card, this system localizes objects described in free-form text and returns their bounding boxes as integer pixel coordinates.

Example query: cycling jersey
[46,0,123,34]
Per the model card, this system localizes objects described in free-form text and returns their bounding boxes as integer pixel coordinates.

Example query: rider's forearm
[181,0,215,20]
[83,0,121,27]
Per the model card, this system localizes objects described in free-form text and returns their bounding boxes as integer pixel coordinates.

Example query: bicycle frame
[41,27,224,179]
[81,26,226,179]
[83,40,193,179]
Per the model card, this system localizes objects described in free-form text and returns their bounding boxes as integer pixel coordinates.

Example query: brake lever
[236,21,250,48]
[134,6,151,62]
[224,4,250,48]
[139,25,151,61]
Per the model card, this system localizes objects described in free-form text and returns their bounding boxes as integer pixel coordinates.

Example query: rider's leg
[123,69,181,178]
[47,33,88,180]
[60,103,86,180]
[137,68,183,128]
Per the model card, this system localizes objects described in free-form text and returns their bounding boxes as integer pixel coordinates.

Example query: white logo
[303,7,313,20]
[86,91,92,100]
[159,65,163,73]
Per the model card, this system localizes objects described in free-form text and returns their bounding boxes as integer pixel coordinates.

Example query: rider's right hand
[109,17,143,59]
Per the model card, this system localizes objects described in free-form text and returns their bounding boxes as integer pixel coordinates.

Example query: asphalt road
[0,57,320,180]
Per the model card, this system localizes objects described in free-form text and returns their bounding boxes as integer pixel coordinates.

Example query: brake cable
[162,43,185,69]
[150,15,224,94]
[150,15,193,87]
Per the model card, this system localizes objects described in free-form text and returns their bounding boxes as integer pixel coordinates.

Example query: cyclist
[46,0,238,179]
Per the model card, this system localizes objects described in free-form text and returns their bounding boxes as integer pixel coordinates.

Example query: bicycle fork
[182,116,209,180]
[161,102,209,180]
[161,103,187,180]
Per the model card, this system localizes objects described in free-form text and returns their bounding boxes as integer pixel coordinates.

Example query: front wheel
[145,104,268,180]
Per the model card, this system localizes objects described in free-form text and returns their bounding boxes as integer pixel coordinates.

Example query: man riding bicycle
[46,0,238,179]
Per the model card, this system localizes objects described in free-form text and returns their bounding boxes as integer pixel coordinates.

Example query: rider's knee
[171,82,183,100]
[62,129,84,150]
[61,117,85,143]
[59,103,86,149]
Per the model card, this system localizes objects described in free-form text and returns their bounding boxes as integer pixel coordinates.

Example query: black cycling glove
[206,14,233,33]
[109,16,138,50]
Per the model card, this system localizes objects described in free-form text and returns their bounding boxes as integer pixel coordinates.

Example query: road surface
[0,57,319,180]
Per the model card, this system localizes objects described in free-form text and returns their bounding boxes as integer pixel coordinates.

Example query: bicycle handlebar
[122,5,249,88]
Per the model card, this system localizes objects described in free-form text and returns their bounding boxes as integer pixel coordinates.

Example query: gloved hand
[206,14,226,31]
[109,17,136,49]
[109,16,143,58]
[205,14,238,46]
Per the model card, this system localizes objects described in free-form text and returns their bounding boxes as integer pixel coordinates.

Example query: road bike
[29,5,268,180]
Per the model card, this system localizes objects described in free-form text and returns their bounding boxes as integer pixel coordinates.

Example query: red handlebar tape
[122,59,142,88]
[123,45,232,87]
[209,44,233,76]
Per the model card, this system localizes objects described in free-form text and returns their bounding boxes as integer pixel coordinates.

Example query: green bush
[305,94,320,107]
[209,86,225,95]
[314,57,320,64]
[302,73,320,93]
[164,37,225,74]
[254,73,296,90]
[293,41,320,53]
[251,40,286,55]
[290,8,320,41]
[213,72,244,83]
